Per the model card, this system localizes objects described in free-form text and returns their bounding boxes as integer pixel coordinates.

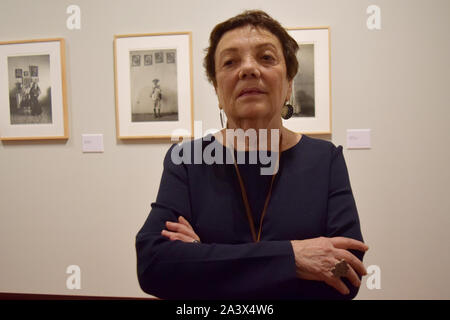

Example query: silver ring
[192,239,200,243]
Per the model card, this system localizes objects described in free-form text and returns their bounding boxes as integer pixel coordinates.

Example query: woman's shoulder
[290,134,339,153]
[286,135,344,165]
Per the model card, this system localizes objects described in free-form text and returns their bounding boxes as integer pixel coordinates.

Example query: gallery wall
[0,0,449,299]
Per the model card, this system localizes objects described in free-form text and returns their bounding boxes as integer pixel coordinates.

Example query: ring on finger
[331,259,349,278]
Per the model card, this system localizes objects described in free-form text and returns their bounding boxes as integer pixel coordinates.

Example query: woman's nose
[238,57,261,80]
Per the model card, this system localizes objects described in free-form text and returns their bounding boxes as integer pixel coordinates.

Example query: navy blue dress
[136,134,365,299]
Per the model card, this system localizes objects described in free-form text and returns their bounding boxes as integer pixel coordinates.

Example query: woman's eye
[262,54,275,61]
[223,59,233,66]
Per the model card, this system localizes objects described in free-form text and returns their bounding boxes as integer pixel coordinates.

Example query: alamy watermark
[66,5,81,30]
[64,263,380,291]
[66,264,81,290]
[367,5,381,30]
[170,121,280,175]
[366,264,381,290]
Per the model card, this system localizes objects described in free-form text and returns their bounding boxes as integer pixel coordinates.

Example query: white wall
[0,0,449,299]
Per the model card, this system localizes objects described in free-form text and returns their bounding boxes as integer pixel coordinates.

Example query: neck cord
[231,133,282,242]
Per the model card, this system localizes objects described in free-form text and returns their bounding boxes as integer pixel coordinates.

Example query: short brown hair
[204,10,299,86]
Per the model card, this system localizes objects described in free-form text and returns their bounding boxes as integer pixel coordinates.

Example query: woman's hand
[290,237,368,295]
[161,216,201,243]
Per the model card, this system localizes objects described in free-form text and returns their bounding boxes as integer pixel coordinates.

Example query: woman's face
[214,25,292,125]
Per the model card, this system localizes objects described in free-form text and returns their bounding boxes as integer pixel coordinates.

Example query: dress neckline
[208,133,306,154]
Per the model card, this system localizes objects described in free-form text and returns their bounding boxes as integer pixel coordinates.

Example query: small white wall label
[346,129,371,149]
[82,134,104,153]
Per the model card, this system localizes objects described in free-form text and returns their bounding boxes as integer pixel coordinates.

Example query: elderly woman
[136,10,368,300]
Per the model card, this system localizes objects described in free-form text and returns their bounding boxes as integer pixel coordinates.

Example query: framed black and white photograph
[286,27,331,134]
[114,32,193,139]
[0,38,68,140]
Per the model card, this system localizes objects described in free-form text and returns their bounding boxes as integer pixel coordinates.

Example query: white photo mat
[285,28,331,134]
[0,39,68,140]
[114,32,193,139]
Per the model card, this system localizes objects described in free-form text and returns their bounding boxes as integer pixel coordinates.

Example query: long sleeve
[324,145,365,299]
[277,143,366,300]
[135,136,366,300]
[136,144,298,300]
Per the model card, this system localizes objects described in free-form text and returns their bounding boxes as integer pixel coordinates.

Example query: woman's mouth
[238,87,266,98]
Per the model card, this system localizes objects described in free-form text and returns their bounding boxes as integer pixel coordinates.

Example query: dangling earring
[281,101,294,120]
[219,108,226,128]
